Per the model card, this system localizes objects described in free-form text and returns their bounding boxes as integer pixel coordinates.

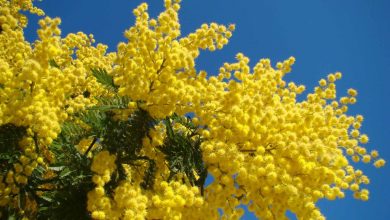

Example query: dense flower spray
[0,0,385,219]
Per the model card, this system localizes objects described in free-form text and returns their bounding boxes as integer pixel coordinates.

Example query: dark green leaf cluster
[0,124,26,173]
[159,114,208,195]
[33,142,93,220]
[102,109,157,191]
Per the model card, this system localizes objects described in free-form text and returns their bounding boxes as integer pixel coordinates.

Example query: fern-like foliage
[158,115,207,195]
[58,121,89,145]
[87,95,130,111]
[36,142,93,220]
[77,110,107,137]
[36,122,94,219]
[91,68,118,92]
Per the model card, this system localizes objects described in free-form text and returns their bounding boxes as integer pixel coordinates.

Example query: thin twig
[84,137,98,156]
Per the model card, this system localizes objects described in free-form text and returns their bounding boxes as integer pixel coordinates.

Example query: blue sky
[25,0,390,219]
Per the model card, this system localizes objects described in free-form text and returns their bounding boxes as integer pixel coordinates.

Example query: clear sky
[25,0,390,219]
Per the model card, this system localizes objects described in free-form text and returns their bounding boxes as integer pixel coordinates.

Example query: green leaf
[165,117,174,139]
[39,195,53,203]
[49,166,65,172]
[158,115,207,190]
[38,206,49,211]
[77,110,107,136]
[87,95,131,111]
[49,59,60,68]
[18,190,26,210]
[140,157,156,189]
[59,167,73,178]
[59,121,87,145]
[86,105,122,111]
[91,68,118,92]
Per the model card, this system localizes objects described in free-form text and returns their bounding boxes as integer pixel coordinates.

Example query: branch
[84,137,98,156]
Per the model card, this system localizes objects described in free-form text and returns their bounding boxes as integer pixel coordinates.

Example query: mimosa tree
[0,0,385,219]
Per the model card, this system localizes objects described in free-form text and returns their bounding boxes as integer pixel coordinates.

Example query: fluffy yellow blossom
[374,159,386,168]
[91,150,117,177]
[0,0,386,219]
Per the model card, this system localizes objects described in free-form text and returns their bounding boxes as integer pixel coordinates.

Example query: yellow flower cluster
[0,133,43,209]
[0,0,386,219]
[110,1,385,218]
[140,122,168,183]
[0,0,44,28]
[88,151,117,218]
[146,180,211,220]
[88,151,148,220]
[88,180,148,220]
[113,0,233,118]
[194,54,386,219]
[90,150,117,177]
[0,0,116,143]
[0,1,117,211]
[112,181,148,220]
[76,137,97,157]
